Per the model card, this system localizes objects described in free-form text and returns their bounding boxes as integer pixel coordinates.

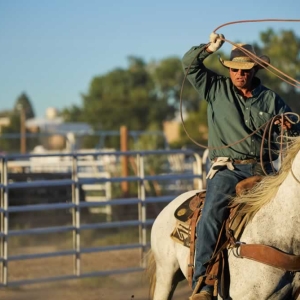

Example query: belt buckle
[237,159,256,164]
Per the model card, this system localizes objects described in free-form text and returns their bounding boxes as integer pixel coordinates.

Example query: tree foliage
[60,29,300,149]
[254,29,300,113]
[1,93,37,153]
[13,92,35,119]
[80,56,176,131]
[60,105,84,122]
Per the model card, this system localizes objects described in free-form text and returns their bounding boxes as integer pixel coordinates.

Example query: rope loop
[180,18,300,160]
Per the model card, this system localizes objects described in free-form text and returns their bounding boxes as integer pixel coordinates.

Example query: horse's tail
[145,248,156,300]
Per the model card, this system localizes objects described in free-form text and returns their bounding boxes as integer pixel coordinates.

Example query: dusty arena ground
[0,247,191,300]
[0,202,192,300]
[0,273,190,300]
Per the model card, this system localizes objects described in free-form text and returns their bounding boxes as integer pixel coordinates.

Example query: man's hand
[274,117,292,131]
[206,32,225,53]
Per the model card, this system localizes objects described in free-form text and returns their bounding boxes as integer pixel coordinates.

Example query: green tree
[81,56,176,131]
[60,105,84,122]
[151,57,192,110]
[0,112,21,153]
[13,92,35,119]
[61,29,300,150]
[151,53,228,114]
[1,93,37,153]
[171,100,208,149]
[254,29,300,113]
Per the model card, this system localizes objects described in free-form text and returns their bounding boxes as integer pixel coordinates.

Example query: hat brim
[219,57,255,70]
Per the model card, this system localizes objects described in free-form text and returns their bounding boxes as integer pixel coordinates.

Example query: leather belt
[213,158,257,164]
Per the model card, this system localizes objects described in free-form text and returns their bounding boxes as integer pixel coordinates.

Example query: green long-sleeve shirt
[182,44,295,161]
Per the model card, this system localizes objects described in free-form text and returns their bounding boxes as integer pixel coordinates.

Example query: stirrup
[191,276,205,296]
[191,275,218,297]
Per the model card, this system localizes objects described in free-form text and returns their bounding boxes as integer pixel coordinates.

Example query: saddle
[171,175,263,298]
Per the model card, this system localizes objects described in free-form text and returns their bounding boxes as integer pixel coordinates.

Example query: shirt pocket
[250,107,274,129]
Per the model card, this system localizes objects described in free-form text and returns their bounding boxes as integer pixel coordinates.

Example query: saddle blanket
[170,191,205,248]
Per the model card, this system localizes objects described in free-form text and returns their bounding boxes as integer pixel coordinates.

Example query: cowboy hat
[219,43,270,70]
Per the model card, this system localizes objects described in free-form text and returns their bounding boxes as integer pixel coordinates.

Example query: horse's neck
[277,162,300,218]
[242,171,300,253]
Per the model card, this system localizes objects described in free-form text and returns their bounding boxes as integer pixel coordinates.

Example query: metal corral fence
[0,149,208,287]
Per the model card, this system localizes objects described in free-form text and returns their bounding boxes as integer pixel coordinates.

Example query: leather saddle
[172,175,263,298]
[174,175,262,222]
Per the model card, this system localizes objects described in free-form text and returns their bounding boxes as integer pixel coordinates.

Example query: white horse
[146,137,300,300]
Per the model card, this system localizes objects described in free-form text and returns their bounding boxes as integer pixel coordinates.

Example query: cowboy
[182,33,300,300]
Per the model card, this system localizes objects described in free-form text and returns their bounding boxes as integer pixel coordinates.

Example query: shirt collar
[251,77,262,97]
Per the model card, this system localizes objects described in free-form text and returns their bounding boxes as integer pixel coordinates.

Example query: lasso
[180,19,300,151]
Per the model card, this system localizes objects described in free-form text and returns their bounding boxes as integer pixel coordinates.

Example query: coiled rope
[180,18,300,152]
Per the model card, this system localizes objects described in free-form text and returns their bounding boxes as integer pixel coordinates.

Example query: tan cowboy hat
[219,43,270,70]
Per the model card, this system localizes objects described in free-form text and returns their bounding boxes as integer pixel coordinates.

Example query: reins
[180,18,300,160]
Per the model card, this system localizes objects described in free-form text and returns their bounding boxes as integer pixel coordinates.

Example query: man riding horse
[181,32,300,300]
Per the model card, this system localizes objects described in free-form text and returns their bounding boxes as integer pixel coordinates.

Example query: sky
[1,0,300,118]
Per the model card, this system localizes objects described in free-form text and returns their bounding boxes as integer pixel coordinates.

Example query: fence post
[137,153,147,267]
[120,126,129,196]
[72,154,81,276]
[0,158,8,285]
[20,107,26,154]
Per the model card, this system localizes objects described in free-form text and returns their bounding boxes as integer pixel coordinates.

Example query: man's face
[229,68,255,89]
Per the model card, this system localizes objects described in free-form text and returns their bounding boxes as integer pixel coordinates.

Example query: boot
[189,290,212,300]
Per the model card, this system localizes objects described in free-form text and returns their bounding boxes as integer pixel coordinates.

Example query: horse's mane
[230,136,300,223]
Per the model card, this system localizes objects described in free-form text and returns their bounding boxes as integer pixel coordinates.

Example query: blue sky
[1,0,300,118]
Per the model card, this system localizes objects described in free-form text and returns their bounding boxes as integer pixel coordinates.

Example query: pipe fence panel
[0,149,206,287]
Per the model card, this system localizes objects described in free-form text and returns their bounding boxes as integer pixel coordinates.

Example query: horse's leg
[153,265,184,300]
[151,238,184,300]
[149,190,201,299]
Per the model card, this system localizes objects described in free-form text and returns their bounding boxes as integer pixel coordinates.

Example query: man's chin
[235,82,246,88]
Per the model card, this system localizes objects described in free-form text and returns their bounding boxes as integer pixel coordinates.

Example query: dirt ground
[3,269,300,300]
[0,247,191,300]
[0,273,191,300]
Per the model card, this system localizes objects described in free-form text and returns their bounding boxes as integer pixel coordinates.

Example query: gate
[0,149,206,287]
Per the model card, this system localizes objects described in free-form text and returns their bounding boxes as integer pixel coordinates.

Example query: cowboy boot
[189,290,212,300]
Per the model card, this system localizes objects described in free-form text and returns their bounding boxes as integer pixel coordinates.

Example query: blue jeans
[192,162,270,289]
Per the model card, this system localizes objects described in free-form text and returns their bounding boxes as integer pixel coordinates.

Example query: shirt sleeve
[181,44,220,102]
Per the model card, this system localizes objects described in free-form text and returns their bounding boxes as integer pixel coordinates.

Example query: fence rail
[0,149,207,287]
